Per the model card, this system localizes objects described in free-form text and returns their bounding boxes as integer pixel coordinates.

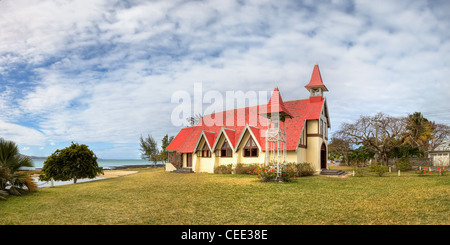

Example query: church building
[166,64,330,173]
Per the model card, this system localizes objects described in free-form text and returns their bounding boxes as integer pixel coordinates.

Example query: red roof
[248,126,261,148]
[166,97,325,153]
[305,64,328,92]
[260,87,293,120]
[223,128,236,148]
[165,126,195,151]
[203,131,216,149]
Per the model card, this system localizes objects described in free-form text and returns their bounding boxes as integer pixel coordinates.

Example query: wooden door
[187,153,192,167]
[320,143,327,169]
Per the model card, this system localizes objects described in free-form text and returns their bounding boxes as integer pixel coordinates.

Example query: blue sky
[0,0,449,159]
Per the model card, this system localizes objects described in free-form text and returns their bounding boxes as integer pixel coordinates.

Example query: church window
[221,140,232,157]
[243,137,258,157]
[202,143,211,158]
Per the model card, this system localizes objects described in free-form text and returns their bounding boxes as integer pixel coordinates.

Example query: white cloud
[0,0,449,157]
[0,119,46,145]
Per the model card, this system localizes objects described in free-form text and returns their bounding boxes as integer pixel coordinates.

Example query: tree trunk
[74,177,77,184]
[383,153,389,166]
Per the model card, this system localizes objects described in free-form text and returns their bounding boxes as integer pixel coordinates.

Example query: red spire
[261,87,293,120]
[305,64,328,92]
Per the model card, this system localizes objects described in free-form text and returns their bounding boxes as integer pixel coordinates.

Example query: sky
[0,0,449,159]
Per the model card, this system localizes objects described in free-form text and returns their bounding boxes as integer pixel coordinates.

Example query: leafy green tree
[404,112,434,153]
[404,113,450,155]
[390,142,423,159]
[39,142,103,184]
[348,146,374,167]
[140,134,159,164]
[0,138,36,197]
[160,134,174,162]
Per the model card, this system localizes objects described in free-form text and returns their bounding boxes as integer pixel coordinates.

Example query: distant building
[166,64,331,173]
[429,140,450,166]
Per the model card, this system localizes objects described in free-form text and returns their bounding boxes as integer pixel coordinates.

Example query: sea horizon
[28,158,165,170]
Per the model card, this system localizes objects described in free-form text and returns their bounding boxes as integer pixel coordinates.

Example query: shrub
[289,162,315,177]
[353,167,364,177]
[235,163,259,174]
[395,158,411,171]
[214,164,233,174]
[255,162,314,182]
[257,165,294,182]
[416,168,427,177]
[254,167,273,182]
[371,162,389,177]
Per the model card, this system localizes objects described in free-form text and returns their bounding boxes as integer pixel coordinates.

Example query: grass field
[0,167,449,225]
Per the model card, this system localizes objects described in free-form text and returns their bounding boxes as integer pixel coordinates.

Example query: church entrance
[320,143,327,169]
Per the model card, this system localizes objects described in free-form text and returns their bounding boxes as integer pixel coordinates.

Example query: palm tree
[0,138,37,197]
[404,112,434,154]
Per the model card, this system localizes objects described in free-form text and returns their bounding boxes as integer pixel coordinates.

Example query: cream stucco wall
[193,138,216,173]
[305,137,321,171]
[182,153,187,168]
[304,119,328,172]
[197,155,214,173]
[192,154,199,172]
[286,151,297,163]
[296,147,307,163]
[307,119,318,134]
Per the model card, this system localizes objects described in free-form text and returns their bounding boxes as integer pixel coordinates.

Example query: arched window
[243,137,258,157]
[221,140,232,157]
[202,143,211,158]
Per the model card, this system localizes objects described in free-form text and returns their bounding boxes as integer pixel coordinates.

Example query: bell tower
[260,87,293,182]
[305,64,328,98]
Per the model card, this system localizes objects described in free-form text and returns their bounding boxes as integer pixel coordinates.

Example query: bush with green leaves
[214,164,233,174]
[371,162,389,177]
[256,164,293,182]
[234,163,259,174]
[352,167,364,177]
[395,158,411,171]
[288,162,315,177]
[255,162,314,182]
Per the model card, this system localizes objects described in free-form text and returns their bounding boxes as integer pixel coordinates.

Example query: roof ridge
[202,130,216,133]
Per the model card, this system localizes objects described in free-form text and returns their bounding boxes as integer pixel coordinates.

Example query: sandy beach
[100,170,139,178]
[32,169,139,188]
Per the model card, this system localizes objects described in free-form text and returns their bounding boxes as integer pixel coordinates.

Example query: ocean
[29,158,164,170]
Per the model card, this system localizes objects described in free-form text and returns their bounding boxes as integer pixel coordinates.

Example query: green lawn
[0,168,449,225]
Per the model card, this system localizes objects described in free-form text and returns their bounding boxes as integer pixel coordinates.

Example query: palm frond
[0,190,8,201]
[0,138,37,197]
